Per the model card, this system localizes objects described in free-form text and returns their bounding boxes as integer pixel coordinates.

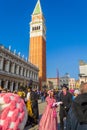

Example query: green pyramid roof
[33,0,42,15]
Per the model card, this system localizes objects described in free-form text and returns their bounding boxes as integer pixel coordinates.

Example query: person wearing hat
[59,84,72,130]
[39,89,62,130]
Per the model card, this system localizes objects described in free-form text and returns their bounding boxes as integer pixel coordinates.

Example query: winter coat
[59,91,72,118]
[66,93,87,130]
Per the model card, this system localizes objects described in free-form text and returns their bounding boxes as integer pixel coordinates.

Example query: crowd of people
[0,82,87,130]
[39,82,87,130]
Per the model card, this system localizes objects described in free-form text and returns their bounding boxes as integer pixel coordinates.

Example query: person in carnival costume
[39,89,62,130]
[26,80,39,126]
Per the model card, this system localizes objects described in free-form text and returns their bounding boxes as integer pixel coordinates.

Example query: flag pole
[57,68,59,89]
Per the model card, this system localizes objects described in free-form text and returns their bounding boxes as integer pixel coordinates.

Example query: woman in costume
[39,89,62,130]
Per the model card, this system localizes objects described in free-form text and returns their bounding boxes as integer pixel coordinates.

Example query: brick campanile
[29,0,46,89]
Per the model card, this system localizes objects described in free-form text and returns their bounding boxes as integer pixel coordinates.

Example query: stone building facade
[79,60,87,83]
[68,78,75,89]
[0,45,39,92]
[59,73,76,89]
[47,78,59,89]
[59,73,70,88]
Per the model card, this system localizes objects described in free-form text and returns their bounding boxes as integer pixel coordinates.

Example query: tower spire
[33,0,42,15]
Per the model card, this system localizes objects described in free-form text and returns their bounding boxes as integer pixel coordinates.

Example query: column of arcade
[0,57,38,91]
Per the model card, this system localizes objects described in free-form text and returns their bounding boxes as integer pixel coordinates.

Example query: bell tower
[29,0,46,89]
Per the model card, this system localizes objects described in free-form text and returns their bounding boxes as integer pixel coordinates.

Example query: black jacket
[59,91,72,117]
[66,93,87,130]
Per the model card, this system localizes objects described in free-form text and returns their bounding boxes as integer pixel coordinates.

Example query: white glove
[52,102,63,107]
[56,101,63,106]
[52,103,57,107]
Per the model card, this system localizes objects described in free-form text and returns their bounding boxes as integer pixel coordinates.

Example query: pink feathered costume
[0,93,27,130]
[39,96,58,130]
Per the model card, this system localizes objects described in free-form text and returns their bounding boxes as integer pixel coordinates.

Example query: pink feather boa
[0,93,27,130]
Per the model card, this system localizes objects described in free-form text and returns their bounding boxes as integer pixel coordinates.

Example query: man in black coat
[66,82,87,130]
[59,84,72,130]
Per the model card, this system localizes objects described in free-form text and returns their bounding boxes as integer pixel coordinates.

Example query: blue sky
[0,0,87,79]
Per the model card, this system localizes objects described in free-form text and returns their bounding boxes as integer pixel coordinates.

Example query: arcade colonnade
[0,45,39,92]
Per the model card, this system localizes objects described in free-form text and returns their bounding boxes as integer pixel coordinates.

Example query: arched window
[39,26,40,30]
